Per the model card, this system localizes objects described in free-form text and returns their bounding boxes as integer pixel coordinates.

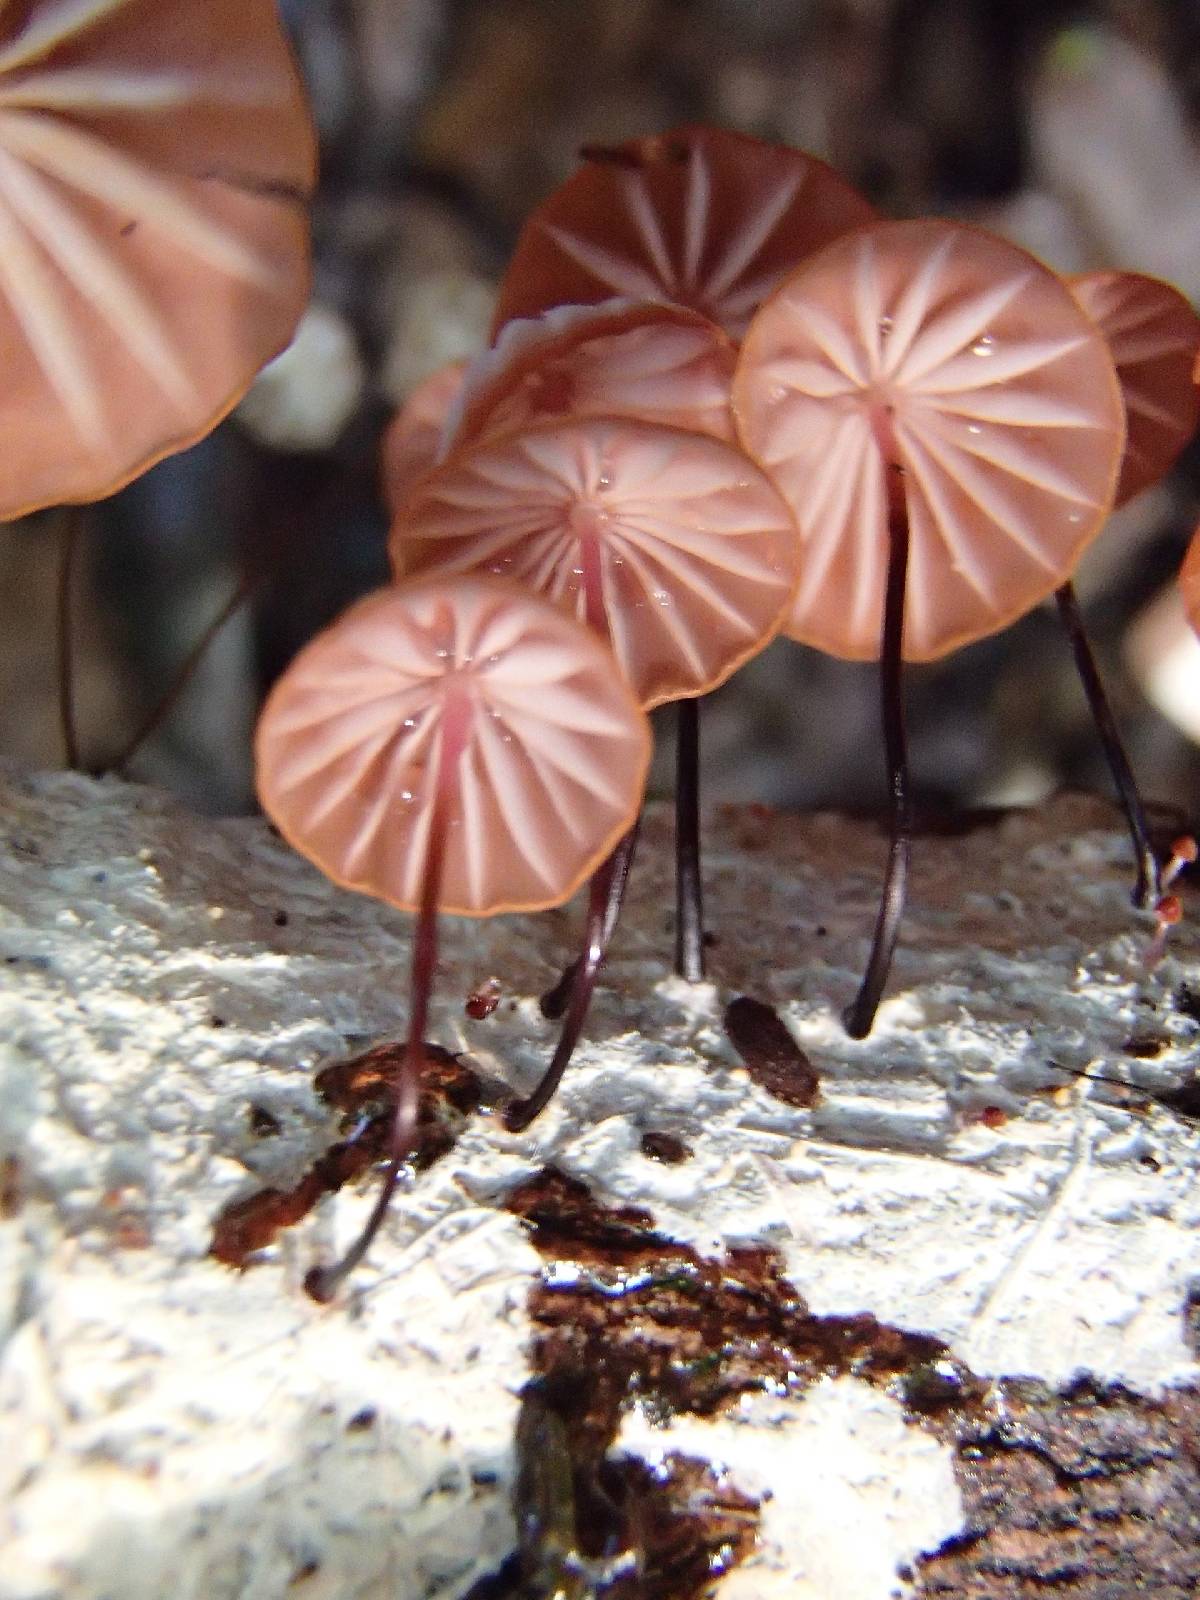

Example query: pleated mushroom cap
[1181,527,1200,640]
[255,578,651,918]
[390,416,800,709]
[733,219,1126,662]
[380,358,468,517]
[1070,271,1200,506]
[0,0,315,519]
[493,125,876,341]
[447,299,737,451]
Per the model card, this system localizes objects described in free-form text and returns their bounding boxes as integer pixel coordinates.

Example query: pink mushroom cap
[733,219,1126,662]
[0,0,316,518]
[389,414,801,709]
[492,124,876,341]
[255,577,652,917]
[1070,270,1200,507]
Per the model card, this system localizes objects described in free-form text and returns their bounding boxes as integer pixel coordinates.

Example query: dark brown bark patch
[494,1166,972,1598]
[0,1153,22,1219]
[723,995,820,1108]
[1153,1074,1200,1122]
[209,1042,481,1267]
[1122,1032,1170,1059]
[496,1170,1200,1599]
[638,1132,691,1165]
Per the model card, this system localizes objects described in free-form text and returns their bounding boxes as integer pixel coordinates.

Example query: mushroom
[384,300,740,1000]
[393,416,795,709]
[390,413,799,1120]
[1070,270,1200,507]
[480,127,872,1004]
[1055,270,1200,903]
[734,218,1126,1034]
[376,299,741,1115]
[0,0,316,516]
[255,575,651,1296]
[493,124,875,340]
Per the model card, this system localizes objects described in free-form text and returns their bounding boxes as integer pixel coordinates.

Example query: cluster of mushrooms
[253,126,1200,1300]
[0,2,1192,1300]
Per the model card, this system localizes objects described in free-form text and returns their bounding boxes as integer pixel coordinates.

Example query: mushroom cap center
[566,500,612,541]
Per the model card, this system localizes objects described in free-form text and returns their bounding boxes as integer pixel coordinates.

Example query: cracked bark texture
[917,1382,1200,1598]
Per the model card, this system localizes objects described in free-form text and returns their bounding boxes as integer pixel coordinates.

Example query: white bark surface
[1,766,1198,1598]
[617,1379,962,1599]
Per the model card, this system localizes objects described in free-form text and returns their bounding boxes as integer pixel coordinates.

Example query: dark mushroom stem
[1054,580,1159,908]
[108,567,265,776]
[844,444,912,1040]
[539,694,704,1018]
[538,956,577,1023]
[536,536,638,1020]
[674,696,706,982]
[506,822,639,1132]
[305,705,464,1303]
[539,822,639,1020]
[56,505,84,771]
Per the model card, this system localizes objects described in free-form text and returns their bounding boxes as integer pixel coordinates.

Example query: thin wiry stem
[305,707,465,1303]
[506,823,639,1131]
[1054,581,1159,908]
[538,956,577,1023]
[539,820,639,1020]
[845,457,911,1040]
[304,815,443,1304]
[107,567,264,775]
[56,505,83,770]
[674,696,705,981]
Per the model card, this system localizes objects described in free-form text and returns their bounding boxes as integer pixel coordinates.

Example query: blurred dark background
[5,0,1200,824]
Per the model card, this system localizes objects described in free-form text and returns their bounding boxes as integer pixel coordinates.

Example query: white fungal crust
[0,0,315,517]
[493,124,876,340]
[391,416,801,709]
[255,577,652,917]
[734,220,1127,662]
[1070,269,1200,506]
[617,1381,964,1600]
